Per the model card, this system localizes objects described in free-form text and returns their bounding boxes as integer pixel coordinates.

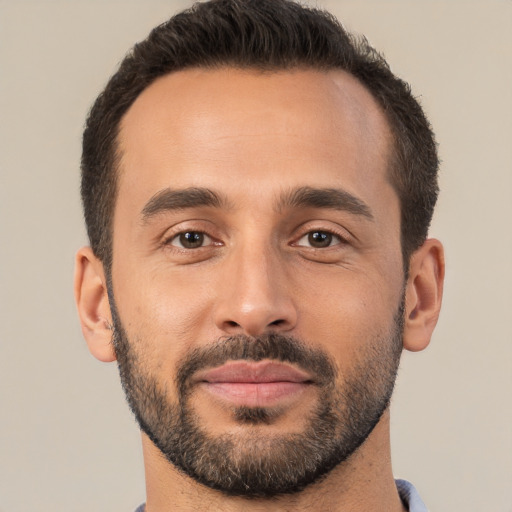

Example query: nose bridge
[214,236,297,336]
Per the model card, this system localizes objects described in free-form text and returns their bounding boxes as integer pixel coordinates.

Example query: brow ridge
[279,186,373,219]
[141,187,226,222]
[140,185,373,222]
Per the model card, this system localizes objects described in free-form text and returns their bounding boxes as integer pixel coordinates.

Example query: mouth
[193,360,314,408]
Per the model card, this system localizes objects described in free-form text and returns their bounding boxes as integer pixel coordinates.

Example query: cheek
[113,266,219,365]
[292,266,403,360]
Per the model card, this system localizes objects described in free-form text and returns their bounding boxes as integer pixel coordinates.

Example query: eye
[295,230,343,248]
[168,231,212,249]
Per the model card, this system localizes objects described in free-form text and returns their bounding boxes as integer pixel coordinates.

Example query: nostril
[269,319,286,327]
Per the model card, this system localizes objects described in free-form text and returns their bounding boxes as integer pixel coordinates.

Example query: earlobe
[403,239,445,352]
[74,246,116,362]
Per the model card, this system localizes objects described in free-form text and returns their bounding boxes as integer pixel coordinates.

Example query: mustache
[175,333,337,395]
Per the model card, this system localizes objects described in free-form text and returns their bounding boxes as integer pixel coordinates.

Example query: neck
[141,410,406,512]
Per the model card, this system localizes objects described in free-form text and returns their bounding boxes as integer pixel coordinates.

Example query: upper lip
[194,361,313,384]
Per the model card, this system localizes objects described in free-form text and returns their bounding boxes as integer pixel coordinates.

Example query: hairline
[103,63,409,275]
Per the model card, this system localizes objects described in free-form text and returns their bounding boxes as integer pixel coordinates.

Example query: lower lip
[201,381,310,407]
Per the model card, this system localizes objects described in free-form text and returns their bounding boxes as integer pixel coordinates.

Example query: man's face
[110,68,405,496]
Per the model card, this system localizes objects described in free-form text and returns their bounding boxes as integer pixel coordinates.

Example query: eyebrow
[141,187,227,222]
[140,185,373,223]
[279,186,374,220]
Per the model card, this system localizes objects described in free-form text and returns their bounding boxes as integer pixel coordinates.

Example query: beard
[110,292,404,498]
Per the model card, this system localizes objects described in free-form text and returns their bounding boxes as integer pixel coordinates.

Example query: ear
[74,246,116,362]
[403,238,445,352]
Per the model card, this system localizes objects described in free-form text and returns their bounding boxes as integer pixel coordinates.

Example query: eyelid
[159,221,223,250]
[167,231,214,249]
[291,223,353,248]
[294,230,345,248]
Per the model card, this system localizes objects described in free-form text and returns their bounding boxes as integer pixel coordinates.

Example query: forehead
[117,67,393,210]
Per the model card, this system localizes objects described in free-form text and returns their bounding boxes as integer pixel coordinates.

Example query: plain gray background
[0,1,511,511]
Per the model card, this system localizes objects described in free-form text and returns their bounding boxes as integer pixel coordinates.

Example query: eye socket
[168,231,212,249]
[295,230,343,249]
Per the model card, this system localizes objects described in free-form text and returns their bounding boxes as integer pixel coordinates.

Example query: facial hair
[110,293,404,498]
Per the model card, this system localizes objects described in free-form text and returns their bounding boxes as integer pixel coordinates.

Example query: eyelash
[162,227,350,251]
[163,230,218,250]
[294,229,348,249]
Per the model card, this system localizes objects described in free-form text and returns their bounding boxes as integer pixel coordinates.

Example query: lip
[194,361,314,408]
[195,360,313,384]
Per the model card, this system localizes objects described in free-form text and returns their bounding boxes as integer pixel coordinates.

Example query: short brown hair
[81,0,438,270]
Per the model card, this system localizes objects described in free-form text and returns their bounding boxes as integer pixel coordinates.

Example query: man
[74,0,444,510]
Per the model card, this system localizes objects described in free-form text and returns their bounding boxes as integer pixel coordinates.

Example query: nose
[213,244,298,337]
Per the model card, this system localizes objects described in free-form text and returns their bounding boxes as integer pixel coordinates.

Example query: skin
[75,68,444,511]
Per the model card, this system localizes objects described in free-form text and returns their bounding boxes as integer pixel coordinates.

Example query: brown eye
[296,230,342,248]
[308,231,333,248]
[170,231,210,249]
